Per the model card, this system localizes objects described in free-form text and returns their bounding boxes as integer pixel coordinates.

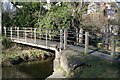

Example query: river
[2,60,53,79]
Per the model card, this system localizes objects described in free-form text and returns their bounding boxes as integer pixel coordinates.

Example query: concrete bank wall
[59,49,85,77]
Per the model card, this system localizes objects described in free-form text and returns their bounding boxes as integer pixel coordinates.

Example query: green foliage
[2,2,87,29]
[2,2,47,27]
[39,3,72,29]
[2,37,13,49]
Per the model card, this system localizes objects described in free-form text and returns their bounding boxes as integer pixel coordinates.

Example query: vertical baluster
[17,27,19,40]
[4,26,6,37]
[111,35,115,58]
[49,29,52,40]
[76,28,78,45]
[60,29,63,52]
[46,29,48,47]
[79,28,83,44]
[25,28,27,42]
[15,26,17,37]
[39,28,41,39]
[34,28,36,44]
[85,32,89,54]
[105,26,109,49]
[64,29,67,49]
[10,27,12,39]
[31,28,32,38]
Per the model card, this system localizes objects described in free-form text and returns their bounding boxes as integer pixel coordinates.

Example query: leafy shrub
[2,37,13,49]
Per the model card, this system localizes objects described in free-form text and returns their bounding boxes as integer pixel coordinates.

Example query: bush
[2,37,13,49]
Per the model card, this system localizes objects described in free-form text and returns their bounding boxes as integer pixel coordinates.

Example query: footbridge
[3,27,88,55]
[3,27,117,62]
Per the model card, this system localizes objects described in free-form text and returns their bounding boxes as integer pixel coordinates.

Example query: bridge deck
[11,37,60,52]
[11,37,112,61]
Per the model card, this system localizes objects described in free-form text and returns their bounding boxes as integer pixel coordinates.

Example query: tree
[82,12,108,32]
[2,2,47,27]
[38,3,72,29]
[38,2,88,29]
[2,2,88,30]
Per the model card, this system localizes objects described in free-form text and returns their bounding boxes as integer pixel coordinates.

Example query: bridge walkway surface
[12,37,59,51]
[11,37,112,61]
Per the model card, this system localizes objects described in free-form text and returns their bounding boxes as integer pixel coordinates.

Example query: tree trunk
[0,1,2,35]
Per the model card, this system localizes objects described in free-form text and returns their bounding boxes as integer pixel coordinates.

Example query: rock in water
[11,56,24,65]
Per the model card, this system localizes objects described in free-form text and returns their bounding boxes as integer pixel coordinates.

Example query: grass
[72,55,119,78]
[2,51,19,59]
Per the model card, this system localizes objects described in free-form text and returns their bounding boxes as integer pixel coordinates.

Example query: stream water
[2,60,53,79]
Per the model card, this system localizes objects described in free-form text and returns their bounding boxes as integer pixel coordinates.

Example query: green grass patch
[72,56,118,78]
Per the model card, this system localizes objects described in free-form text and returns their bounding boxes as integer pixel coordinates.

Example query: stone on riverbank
[11,56,24,65]
[2,59,13,67]
[60,49,87,77]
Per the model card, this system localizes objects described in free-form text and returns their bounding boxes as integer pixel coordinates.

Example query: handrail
[3,26,116,56]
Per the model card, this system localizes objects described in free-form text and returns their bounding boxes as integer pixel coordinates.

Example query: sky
[2,0,16,12]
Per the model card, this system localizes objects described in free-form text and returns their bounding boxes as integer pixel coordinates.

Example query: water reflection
[2,59,53,79]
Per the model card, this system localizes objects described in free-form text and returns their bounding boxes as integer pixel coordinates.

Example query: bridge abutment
[53,50,61,71]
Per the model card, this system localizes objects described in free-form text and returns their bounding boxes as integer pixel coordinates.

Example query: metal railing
[3,26,117,57]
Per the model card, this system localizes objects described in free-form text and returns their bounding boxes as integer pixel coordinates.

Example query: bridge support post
[10,27,12,40]
[64,29,67,49]
[111,35,115,58]
[17,27,19,40]
[34,28,36,44]
[60,29,63,52]
[25,28,27,42]
[4,26,6,37]
[84,32,89,54]
[79,28,83,44]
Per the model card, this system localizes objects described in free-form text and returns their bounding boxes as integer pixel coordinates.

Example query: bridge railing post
[64,28,67,49]
[34,28,36,44]
[111,34,115,58]
[4,26,6,37]
[60,29,63,52]
[17,27,19,40]
[76,28,78,45]
[49,29,52,40]
[15,26,17,37]
[79,28,83,44]
[25,28,27,42]
[10,27,12,40]
[46,29,48,47]
[105,26,109,49]
[84,32,89,54]
[31,28,32,38]
[39,28,41,39]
